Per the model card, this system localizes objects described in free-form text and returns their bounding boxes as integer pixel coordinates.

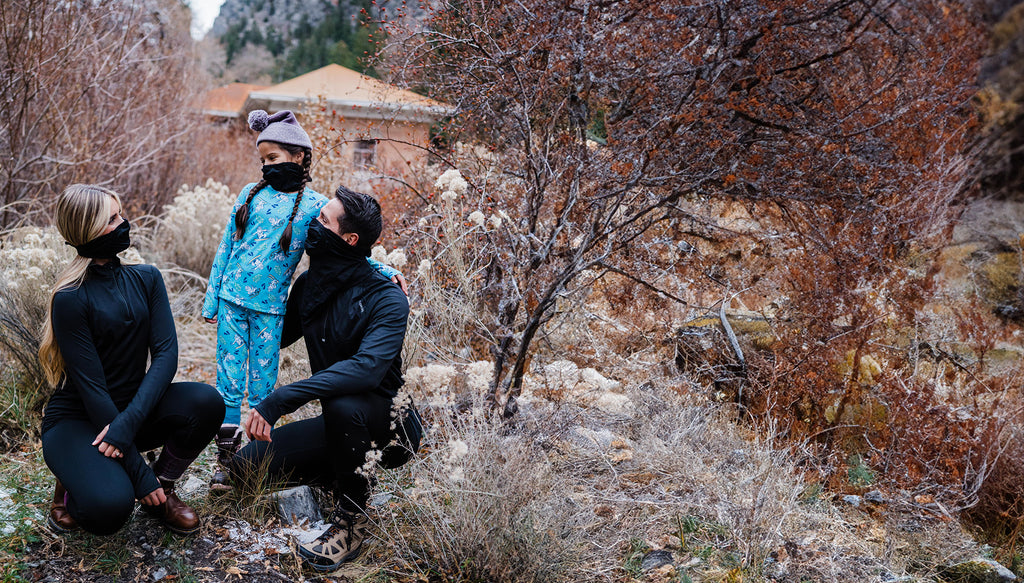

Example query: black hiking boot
[210,424,242,493]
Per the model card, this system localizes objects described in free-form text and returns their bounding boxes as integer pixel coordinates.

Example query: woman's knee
[70,490,135,536]
[178,382,225,426]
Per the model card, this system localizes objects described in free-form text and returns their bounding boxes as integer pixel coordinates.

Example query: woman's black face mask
[73,220,131,259]
[262,162,305,193]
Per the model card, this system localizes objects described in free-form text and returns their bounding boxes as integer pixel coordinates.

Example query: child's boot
[210,424,242,493]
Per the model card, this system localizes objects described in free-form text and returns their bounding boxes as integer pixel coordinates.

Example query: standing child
[203,110,401,491]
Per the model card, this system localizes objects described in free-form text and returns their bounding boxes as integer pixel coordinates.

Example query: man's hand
[391,273,408,295]
[245,410,273,442]
[92,424,122,458]
[140,487,167,506]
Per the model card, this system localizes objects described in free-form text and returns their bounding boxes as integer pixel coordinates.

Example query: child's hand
[204,317,217,324]
[392,273,408,295]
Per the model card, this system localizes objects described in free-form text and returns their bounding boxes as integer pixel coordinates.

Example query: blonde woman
[38,184,223,536]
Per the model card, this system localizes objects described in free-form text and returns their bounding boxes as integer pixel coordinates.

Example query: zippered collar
[86,257,122,278]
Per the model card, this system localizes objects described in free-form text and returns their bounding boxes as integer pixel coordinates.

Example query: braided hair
[234,143,313,253]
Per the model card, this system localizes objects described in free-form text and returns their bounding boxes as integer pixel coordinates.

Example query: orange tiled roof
[203,83,269,117]
[249,64,448,112]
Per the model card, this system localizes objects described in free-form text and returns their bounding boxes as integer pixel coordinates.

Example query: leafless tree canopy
[0,0,199,226]
[384,0,984,414]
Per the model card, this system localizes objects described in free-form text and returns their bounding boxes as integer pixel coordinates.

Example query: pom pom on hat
[248,109,313,150]
[248,110,270,132]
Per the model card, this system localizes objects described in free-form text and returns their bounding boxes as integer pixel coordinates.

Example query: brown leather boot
[142,481,200,535]
[47,480,78,533]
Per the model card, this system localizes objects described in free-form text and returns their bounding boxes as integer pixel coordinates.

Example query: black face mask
[262,162,305,193]
[305,220,368,259]
[302,220,377,323]
[73,219,131,259]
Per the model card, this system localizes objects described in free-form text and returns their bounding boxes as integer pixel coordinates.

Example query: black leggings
[233,391,394,513]
[41,382,223,535]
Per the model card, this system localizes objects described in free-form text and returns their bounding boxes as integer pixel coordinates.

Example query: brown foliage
[0,0,202,225]
[381,0,1004,505]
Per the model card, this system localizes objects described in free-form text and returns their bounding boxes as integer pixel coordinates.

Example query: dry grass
[369,401,588,582]
[350,355,987,582]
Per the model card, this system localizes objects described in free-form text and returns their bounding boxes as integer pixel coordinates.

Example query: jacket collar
[301,254,376,322]
[86,257,122,278]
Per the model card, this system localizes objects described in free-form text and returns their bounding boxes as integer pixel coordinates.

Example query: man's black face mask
[305,220,365,259]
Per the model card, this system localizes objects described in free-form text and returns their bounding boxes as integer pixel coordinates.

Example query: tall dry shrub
[147,179,236,279]
[178,121,259,198]
[377,168,501,368]
[372,402,587,582]
[0,0,200,226]
[381,0,998,504]
[0,228,74,431]
[0,227,145,437]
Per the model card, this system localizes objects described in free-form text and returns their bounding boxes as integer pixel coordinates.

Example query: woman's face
[258,141,304,166]
[101,196,124,236]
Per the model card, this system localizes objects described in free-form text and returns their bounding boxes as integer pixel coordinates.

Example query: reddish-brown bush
[380,0,1009,507]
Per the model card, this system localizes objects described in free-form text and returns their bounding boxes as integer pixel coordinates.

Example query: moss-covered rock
[940,558,1017,583]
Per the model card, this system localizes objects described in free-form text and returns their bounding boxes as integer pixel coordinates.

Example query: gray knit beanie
[248,110,312,150]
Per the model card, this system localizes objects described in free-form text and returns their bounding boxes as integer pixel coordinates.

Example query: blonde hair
[38,184,123,387]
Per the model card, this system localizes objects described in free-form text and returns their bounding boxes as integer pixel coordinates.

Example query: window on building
[353,140,376,168]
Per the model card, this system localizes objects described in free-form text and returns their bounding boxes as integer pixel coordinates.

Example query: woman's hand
[244,410,272,442]
[92,424,122,458]
[391,273,408,295]
[140,487,167,506]
[204,316,217,324]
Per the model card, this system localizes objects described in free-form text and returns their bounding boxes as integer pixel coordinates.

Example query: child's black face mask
[261,162,305,193]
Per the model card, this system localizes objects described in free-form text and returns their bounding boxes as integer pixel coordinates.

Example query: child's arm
[202,188,247,320]
[280,272,307,349]
[367,258,408,294]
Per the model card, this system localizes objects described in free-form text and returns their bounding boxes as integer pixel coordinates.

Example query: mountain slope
[208,0,381,81]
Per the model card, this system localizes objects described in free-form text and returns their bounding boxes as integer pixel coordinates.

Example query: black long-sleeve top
[254,259,408,426]
[41,259,177,497]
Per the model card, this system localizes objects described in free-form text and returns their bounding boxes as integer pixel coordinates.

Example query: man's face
[317,198,359,247]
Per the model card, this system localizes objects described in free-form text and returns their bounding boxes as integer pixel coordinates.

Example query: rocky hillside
[210,0,335,38]
[206,0,382,82]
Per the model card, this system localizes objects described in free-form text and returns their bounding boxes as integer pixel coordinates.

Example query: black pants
[233,391,394,513]
[41,382,223,535]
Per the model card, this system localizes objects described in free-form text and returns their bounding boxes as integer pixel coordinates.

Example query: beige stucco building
[203,64,451,174]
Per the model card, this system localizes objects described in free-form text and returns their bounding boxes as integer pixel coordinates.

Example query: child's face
[257,141,304,166]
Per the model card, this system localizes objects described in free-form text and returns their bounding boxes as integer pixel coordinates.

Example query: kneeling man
[233,186,409,571]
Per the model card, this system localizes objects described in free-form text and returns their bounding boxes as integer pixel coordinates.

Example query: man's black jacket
[254,259,409,426]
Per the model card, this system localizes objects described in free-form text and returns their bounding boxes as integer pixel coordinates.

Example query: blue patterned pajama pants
[215,300,284,425]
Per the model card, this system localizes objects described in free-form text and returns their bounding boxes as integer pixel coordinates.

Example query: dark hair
[234,143,313,253]
[334,185,382,252]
